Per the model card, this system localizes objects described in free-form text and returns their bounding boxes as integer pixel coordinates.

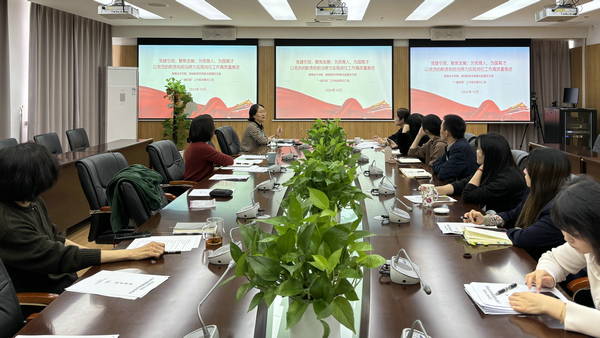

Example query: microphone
[364,160,383,177]
[393,248,431,295]
[402,319,430,338]
[396,197,413,212]
[184,261,236,338]
[236,185,260,219]
[290,127,303,143]
[256,170,280,191]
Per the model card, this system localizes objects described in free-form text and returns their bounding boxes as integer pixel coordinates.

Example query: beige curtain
[0,0,10,140]
[492,40,571,150]
[28,4,111,151]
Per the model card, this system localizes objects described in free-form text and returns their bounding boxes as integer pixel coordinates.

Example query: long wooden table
[40,139,153,232]
[17,146,588,337]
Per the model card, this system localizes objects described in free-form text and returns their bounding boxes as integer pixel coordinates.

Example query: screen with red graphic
[138,41,257,120]
[275,43,393,120]
[410,43,531,122]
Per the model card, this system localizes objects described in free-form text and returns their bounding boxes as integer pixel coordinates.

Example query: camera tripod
[519,92,545,150]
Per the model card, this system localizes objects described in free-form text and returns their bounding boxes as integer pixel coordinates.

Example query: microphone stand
[406,319,430,338]
[396,249,431,295]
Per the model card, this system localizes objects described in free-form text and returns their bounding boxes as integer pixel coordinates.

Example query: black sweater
[0,197,101,293]
[450,165,527,213]
[389,130,429,154]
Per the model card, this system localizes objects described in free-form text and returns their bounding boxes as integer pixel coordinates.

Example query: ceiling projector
[535,5,578,22]
[98,1,139,19]
[316,0,347,21]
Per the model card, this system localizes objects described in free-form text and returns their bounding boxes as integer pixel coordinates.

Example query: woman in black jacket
[374,109,428,154]
[436,133,526,213]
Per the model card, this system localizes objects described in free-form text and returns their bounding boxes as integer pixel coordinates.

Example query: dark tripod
[519,92,545,150]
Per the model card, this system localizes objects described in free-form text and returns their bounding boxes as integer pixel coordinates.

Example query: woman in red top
[184,115,234,182]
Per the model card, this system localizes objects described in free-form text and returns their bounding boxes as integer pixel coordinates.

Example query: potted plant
[162,77,193,149]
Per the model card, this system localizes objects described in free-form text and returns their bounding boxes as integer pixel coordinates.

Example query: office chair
[33,132,63,155]
[511,150,529,171]
[146,140,196,196]
[215,126,242,156]
[567,277,593,308]
[593,134,600,153]
[0,138,18,150]
[0,259,57,338]
[66,128,90,151]
[118,181,170,228]
[76,152,137,243]
[464,133,476,143]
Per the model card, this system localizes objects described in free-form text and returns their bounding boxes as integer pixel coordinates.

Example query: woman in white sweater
[509,175,599,337]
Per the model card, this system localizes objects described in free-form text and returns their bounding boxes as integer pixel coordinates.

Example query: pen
[460,216,469,220]
[495,282,518,295]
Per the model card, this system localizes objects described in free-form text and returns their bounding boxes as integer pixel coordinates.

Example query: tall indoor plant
[162,77,193,149]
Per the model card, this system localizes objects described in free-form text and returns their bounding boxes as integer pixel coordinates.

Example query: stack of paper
[403,195,457,204]
[397,158,422,164]
[464,282,568,315]
[209,174,250,181]
[354,141,382,149]
[172,222,206,235]
[221,166,268,173]
[65,270,169,300]
[463,227,512,246]
[189,199,216,210]
[399,168,432,179]
[127,235,201,252]
[237,155,267,160]
[437,222,497,235]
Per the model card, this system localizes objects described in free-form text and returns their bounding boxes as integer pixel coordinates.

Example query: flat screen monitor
[563,88,579,106]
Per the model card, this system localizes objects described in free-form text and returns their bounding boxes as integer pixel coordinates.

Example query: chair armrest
[164,193,177,201]
[90,206,111,214]
[168,180,197,186]
[17,292,59,306]
[566,277,590,293]
[26,313,38,323]
[232,154,242,158]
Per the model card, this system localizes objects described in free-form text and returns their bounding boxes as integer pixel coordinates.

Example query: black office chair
[511,150,529,171]
[146,140,196,196]
[66,128,90,151]
[119,181,170,228]
[215,126,241,156]
[76,152,136,243]
[0,259,57,338]
[33,132,62,155]
[0,138,18,150]
[464,133,476,143]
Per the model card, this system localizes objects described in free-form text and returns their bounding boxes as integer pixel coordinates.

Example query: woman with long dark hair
[464,147,571,260]
[240,104,282,153]
[436,133,526,213]
[508,175,600,337]
[184,114,234,182]
[374,109,428,154]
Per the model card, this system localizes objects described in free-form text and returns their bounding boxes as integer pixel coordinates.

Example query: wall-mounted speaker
[202,27,236,40]
[430,27,466,41]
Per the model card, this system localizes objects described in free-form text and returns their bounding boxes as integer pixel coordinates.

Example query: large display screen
[410,41,531,122]
[276,41,393,120]
[138,40,257,119]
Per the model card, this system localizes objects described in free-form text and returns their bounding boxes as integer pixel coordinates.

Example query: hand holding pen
[463,209,485,225]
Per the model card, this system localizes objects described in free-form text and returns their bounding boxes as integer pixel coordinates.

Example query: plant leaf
[313,299,334,319]
[327,248,343,273]
[230,242,243,262]
[347,230,377,243]
[288,193,303,224]
[298,222,315,254]
[238,223,256,250]
[311,255,328,271]
[236,283,250,302]
[282,262,303,276]
[309,188,330,211]
[323,226,350,253]
[356,254,387,269]
[286,298,309,330]
[345,290,359,301]
[348,242,374,252]
[218,275,236,288]
[319,319,331,338]
[247,256,282,282]
[335,278,354,294]
[258,234,280,243]
[338,268,361,279]
[276,230,296,256]
[264,286,277,308]
[333,296,356,333]
[277,279,304,297]
[235,251,249,277]
[248,292,264,312]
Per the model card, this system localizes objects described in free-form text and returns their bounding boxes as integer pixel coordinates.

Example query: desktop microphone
[396,197,413,212]
[184,261,236,338]
[256,170,280,191]
[402,319,430,338]
[281,153,297,161]
[371,176,396,196]
[236,185,260,219]
[392,248,431,295]
[364,160,383,177]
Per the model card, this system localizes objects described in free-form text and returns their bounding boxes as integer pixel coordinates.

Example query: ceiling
[30,0,600,28]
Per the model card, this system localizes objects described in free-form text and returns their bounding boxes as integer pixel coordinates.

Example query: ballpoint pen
[495,282,518,295]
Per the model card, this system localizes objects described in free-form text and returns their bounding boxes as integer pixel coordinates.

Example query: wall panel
[585,44,600,136]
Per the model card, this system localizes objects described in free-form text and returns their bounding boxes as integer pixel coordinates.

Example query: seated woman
[464,147,570,260]
[0,143,165,294]
[240,104,282,154]
[436,133,526,213]
[406,114,447,166]
[184,114,234,182]
[374,109,428,154]
[508,175,600,337]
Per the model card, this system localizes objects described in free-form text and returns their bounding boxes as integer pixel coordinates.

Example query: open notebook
[463,227,512,246]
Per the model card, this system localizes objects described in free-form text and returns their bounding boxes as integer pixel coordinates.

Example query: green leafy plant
[162,77,193,149]
[304,119,354,163]
[229,189,386,336]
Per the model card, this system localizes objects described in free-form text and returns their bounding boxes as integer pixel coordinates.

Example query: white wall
[7,0,30,142]
[587,24,600,45]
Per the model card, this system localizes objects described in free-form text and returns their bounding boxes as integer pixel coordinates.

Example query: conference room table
[40,138,153,232]
[17,145,588,338]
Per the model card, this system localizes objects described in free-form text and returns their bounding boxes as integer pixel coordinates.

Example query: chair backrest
[0,259,25,338]
[511,150,529,171]
[593,134,600,153]
[146,140,185,184]
[76,152,129,242]
[464,133,476,143]
[215,126,241,156]
[119,181,169,228]
[66,128,90,151]
[0,138,18,150]
[33,132,62,155]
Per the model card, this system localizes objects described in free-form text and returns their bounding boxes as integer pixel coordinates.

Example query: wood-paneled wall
[570,47,582,105]
[114,43,492,151]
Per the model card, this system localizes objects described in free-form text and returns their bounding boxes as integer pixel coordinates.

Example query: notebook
[397,158,422,164]
[399,168,432,179]
[463,227,512,246]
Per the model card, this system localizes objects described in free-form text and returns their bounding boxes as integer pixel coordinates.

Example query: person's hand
[402,124,410,133]
[276,126,283,135]
[464,209,484,224]
[525,270,555,292]
[417,127,426,138]
[373,136,385,145]
[509,292,562,315]
[130,242,165,260]
[479,164,484,170]
[388,139,397,149]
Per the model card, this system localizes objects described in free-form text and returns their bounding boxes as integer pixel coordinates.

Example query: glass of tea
[203,217,225,250]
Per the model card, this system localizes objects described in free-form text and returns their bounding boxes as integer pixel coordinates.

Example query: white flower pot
[289,302,341,338]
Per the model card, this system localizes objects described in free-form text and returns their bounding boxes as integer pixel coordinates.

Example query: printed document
[127,235,201,252]
[65,270,169,300]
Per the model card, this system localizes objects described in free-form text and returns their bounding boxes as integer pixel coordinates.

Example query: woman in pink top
[184,115,234,182]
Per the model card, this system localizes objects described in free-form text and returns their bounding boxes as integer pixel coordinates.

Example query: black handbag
[209,189,233,198]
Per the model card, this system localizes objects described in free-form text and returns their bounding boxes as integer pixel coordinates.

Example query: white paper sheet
[221,165,268,173]
[209,174,250,181]
[65,270,169,300]
[17,336,119,338]
[391,149,401,155]
[403,195,457,204]
[238,155,267,160]
[233,159,264,165]
[126,235,201,252]
[354,141,382,149]
[397,158,422,164]
[437,222,496,235]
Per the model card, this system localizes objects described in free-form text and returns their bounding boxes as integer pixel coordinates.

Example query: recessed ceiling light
[257,0,296,20]
[146,3,168,7]
[406,0,454,21]
[345,0,371,21]
[472,0,540,21]
[176,0,231,20]
[94,0,164,19]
